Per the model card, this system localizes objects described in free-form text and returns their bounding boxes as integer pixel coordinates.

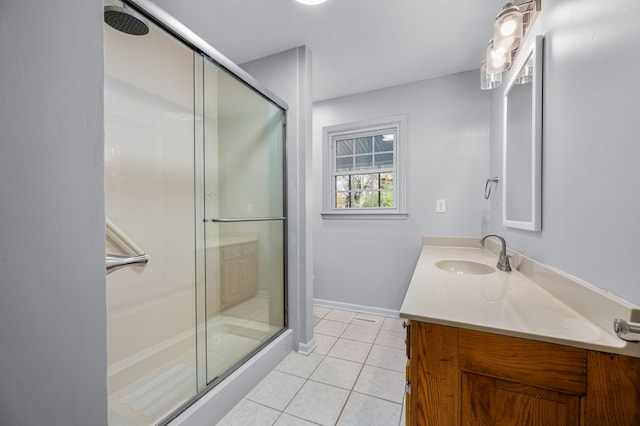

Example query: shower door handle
[106,253,149,274]
[208,217,286,223]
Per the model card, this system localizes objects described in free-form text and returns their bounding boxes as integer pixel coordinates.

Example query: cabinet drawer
[458,328,587,395]
[222,245,242,259]
[242,242,257,256]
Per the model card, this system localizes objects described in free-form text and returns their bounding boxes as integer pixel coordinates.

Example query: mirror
[503,35,543,231]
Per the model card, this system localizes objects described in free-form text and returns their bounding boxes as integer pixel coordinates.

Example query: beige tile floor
[217,305,408,425]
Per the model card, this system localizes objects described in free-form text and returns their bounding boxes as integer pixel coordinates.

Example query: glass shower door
[105,2,287,423]
[104,15,200,425]
[201,57,286,384]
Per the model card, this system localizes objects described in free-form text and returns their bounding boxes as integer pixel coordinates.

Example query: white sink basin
[435,260,495,275]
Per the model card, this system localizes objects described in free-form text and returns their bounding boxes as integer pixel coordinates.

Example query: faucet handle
[497,253,512,272]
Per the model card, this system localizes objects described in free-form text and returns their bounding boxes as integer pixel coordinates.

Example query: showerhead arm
[104,4,149,36]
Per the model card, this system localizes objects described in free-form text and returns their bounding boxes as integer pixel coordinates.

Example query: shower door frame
[112,0,290,423]
[128,0,288,112]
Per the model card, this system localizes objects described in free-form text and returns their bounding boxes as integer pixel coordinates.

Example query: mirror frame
[502,34,544,231]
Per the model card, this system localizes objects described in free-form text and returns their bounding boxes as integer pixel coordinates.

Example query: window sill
[321,211,408,220]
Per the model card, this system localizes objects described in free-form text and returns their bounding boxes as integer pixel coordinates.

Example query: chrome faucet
[480,234,512,272]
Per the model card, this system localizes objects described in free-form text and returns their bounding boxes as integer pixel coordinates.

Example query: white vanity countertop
[400,241,640,356]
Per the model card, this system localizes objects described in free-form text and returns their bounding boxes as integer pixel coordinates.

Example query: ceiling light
[480,0,541,90]
[296,0,328,5]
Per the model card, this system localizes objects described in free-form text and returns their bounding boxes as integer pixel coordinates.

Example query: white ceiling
[151,0,508,101]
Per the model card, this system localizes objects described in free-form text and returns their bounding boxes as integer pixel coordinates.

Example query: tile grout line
[270,315,332,425]
[315,308,407,425]
[242,309,327,425]
[310,309,372,425]
[331,315,384,425]
[340,311,404,423]
[225,308,406,425]
[317,311,361,425]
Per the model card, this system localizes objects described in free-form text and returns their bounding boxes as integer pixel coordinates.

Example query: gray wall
[313,71,490,311]
[0,1,108,425]
[242,47,316,353]
[488,0,640,306]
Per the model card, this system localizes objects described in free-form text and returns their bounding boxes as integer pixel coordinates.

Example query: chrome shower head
[104,5,149,36]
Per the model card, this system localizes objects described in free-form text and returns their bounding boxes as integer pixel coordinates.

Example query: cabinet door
[584,351,640,425]
[461,372,581,425]
[404,320,411,426]
[220,243,259,310]
[221,256,244,309]
[241,243,258,296]
[409,321,460,426]
[409,321,640,426]
[458,327,586,425]
[405,359,412,426]
[408,322,588,426]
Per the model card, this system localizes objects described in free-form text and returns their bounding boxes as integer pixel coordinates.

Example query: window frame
[321,115,407,220]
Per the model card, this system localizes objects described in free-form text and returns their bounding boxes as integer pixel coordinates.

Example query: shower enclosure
[104,2,287,424]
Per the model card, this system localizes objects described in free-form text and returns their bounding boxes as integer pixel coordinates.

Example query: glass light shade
[480,60,502,90]
[486,39,511,74]
[494,6,523,52]
[515,56,534,84]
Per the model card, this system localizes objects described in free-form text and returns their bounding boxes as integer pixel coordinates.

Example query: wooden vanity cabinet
[220,241,258,310]
[404,320,640,425]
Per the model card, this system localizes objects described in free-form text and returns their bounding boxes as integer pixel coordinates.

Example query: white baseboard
[297,337,317,355]
[313,298,400,318]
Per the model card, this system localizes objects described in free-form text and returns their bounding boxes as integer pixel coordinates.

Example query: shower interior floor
[108,295,281,426]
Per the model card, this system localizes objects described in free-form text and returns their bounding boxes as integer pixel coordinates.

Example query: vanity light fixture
[515,56,534,84]
[481,0,541,90]
[295,0,328,5]
[486,39,511,75]
[480,59,503,90]
[494,4,523,52]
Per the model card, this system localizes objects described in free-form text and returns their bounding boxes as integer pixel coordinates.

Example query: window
[322,116,407,219]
